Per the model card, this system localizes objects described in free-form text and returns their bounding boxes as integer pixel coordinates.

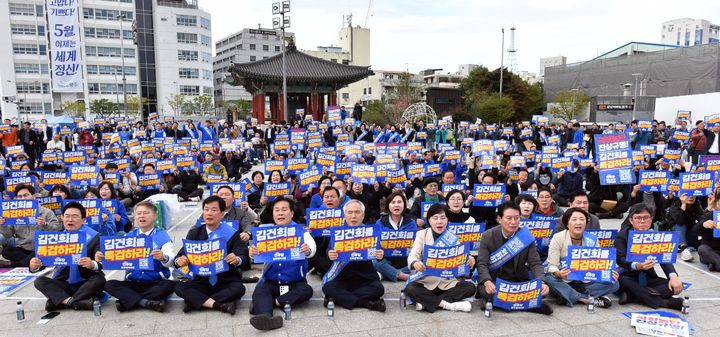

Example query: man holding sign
[0,185,60,268]
[475,202,553,315]
[31,202,107,311]
[248,197,316,331]
[615,204,685,310]
[174,196,248,315]
[100,201,175,312]
[321,200,386,312]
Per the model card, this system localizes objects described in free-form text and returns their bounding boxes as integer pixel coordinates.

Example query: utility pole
[500,28,505,96]
[118,14,128,116]
[273,1,291,122]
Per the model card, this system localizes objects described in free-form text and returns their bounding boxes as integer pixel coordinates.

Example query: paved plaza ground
[0,167,717,336]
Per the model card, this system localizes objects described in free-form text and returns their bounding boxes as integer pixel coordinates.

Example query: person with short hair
[554,190,600,231]
[475,202,553,315]
[405,203,476,313]
[408,178,445,229]
[321,200,386,312]
[101,201,176,312]
[248,197,316,330]
[615,204,685,310]
[217,185,258,246]
[174,196,248,315]
[0,184,61,267]
[544,207,618,309]
[31,202,107,311]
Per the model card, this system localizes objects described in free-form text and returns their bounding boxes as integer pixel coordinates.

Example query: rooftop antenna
[507,27,518,73]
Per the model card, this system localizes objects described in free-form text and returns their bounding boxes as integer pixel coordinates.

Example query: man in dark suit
[475,202,553,315]
[704,122,720,155]
[263,125,276,157]
[31,202,107,311]
[174,196,248,315]
[18,121,38,164]
[615,203,685,310]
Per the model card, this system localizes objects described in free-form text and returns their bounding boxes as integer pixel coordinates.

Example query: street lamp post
[118,14,128,116]
[273,1,291,122]
[631,73,642,121]
[499,28,505,96]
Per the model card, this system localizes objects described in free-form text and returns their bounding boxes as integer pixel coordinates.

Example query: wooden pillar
[318,94,325,121]
[330,92,338,106]
[252,94,260,121]
[278,94,285,123]
[269,93,278,123]
[311,93,319,121]
[257,93,265,124]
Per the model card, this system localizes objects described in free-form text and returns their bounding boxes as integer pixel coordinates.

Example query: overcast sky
[203,0,719,75]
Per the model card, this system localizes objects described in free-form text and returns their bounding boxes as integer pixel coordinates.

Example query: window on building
[342,93,350,100]
[200,17,211,29]
[87,65,98,74]
[96,46,121,57]
[331,59,337,63]
[249,44,256,50]
[9,3,36,16]
[263,45,269,51]
[15,63,39,74]
[249,56,256,61]
[176,14,197,26]
[88,83,100,94]
[39,45,46,55]
[203,86,212,95]
[96,28,121,39]
[201,69,212,80]
[37,25,44,36]
[179,85,199,96]
[13,44,38,55]
[275,46,280,52]
[201,51,212,63]
[83,8,94,19]
[363,88,367,95]
[11,24,36,35]
[84,27,96,38]
[342,60,349,65]
[16,82,45,94]
[368,87,372,95]
[179,68,199,79]
[178,50,198,61]
[177,32,198,44]
[200,35,211,46]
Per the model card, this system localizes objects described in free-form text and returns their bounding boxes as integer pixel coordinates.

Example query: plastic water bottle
[399,291,407,310]
[283,303,291,321]
[93,299,101,317]
[587,296,595,313]
[16,301,24,321]
[484,301,493,319]
[682,296,690,316]
[327,298,335,319]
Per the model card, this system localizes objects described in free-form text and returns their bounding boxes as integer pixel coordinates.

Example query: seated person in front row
[31,202,106,311]
[544,207,618,308]
[405,204,477,313]
[100,201,176,312]
[174,196,248,315]
[321,200,386,312]
[475,202,553,315]
[615,203,685,310]
[248,197,316,331]
[0,184,61,268]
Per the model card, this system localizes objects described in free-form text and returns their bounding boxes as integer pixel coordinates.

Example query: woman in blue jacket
[98,181,131,233]
[373,191,417,282]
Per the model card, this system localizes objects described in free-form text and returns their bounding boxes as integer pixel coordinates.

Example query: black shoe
[71,298,94,311]
[183,302,193,313]
[532,302,553,315]
[593,296,612,309]
[661,297,684,311]
[242,276,260,283]
[250,314,283,331]
[115,300,128,312]
[45,299,65,311]
[323,297,329,308]
[368,299,386,312]
[709,263,717,272]
[618,292,628,305]
[249,304,255,315]
[214,301,237,315]
[144,300,165,313]
[555,296,567,306]
[0,260,12,268]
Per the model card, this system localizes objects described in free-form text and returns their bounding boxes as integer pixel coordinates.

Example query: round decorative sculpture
[401,102,437,124]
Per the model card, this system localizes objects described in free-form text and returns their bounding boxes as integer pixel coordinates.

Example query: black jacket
[46,234,104,281]
[174,224,250,279]
[615,226,677,280]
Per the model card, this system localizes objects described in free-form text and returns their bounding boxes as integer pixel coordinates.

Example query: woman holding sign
[373,191,416,282]
[544,208,618,309]
[406,204,476,313]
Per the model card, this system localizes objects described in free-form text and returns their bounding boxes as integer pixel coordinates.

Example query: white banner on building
[46,0,83,93]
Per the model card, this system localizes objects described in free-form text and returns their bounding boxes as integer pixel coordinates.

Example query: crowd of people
[0,112,714,331]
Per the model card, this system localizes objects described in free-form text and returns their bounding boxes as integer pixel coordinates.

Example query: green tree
[550,89,590,122]
[386,72,422,123]
[126,96,148,118]
[167,93,185,115]
[362,101,392,125]
[527,82,545,116]
[61,100,86,117]
[461,66,542,121]
[473,93,515,124]
[193,95,214,116]
[90,99,118,118]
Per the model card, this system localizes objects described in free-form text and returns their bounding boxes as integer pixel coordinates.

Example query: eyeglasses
[632,215,652,222]
[448,197,464,202]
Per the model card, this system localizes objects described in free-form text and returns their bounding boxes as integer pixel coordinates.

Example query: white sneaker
[681,248,694,262]
[444,301,472,312]
[415,302,424,311]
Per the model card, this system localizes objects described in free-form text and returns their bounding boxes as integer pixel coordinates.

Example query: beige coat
[546,229,599,279]
[407,228,459,291]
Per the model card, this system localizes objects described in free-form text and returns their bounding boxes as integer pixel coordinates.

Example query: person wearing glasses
[614,203,685,310]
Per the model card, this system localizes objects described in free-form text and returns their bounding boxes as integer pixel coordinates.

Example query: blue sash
[358,131,368,141]
[401,131,412,143]
[322,223,381,286]
[208,223,237,242]
[488,227,535,271]
[54,226,98,284]
[373,131,385,143]
[406,229,460,284]
[125,228,173,282]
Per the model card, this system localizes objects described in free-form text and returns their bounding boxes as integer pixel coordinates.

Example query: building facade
[213,28,294,105]
[539,56,566,78]
[0,0,211,120]
[661,18,720,47]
